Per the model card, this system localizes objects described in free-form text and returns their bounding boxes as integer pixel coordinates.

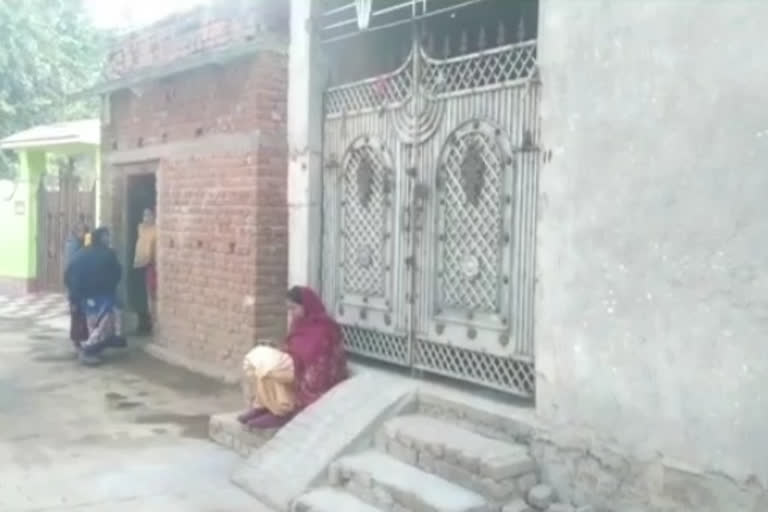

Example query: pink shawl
[284,287,347,408]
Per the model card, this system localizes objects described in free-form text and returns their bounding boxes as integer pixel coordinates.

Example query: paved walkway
[0,294,272,511]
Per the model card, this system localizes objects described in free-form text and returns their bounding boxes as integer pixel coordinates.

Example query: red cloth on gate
[284,287,347,409]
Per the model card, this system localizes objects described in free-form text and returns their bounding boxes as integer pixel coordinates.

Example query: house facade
[90,0,768,508]
[96,1,290,377]
[287,0,768,509]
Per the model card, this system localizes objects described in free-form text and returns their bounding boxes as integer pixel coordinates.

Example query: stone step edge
[292,487,385,512]
[209,411,276,458]
[331,450,489,512]
[378,414,538,501]
[231,373,418,512]
[416,391,537,444]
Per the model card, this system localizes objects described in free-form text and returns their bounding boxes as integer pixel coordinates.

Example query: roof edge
[0,136,100,151]
[1,119,100,151]
[75,37,288,100]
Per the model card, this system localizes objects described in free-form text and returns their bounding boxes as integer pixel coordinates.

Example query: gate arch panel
[320,7,539,397]
[434,119,512,317]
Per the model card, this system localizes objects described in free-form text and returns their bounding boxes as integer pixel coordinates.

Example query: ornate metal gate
[37,169,96,292]
[320,2,539,397]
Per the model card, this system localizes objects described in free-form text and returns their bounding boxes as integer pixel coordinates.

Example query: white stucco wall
[536,0,768,487]
[287,0,324,290]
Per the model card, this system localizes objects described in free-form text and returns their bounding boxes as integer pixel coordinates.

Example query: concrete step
[209,412,277,458]
[379,414,538,501]
[293,487,385,512]
[332,450,490,512]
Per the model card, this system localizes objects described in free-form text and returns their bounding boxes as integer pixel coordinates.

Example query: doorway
[125,172,156,321]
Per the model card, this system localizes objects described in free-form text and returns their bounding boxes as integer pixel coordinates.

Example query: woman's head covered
[286,286,328,325]
[72,216,88,238]
[91,227,110,247]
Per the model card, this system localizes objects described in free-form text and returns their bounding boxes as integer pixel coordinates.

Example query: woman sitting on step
[238,286,348,429]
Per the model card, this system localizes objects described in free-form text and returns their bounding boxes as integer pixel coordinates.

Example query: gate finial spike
[517,17,526,42]
[477,27,487,50]
[460,29,468,54]
[427,32,435,56]
[497,20,506,45]
[442,34,451,58]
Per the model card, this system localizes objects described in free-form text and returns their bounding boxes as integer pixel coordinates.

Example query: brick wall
[103,46,288,374]
[105,0,288,80]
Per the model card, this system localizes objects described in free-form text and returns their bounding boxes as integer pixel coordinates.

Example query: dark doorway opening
[125,172,156,319]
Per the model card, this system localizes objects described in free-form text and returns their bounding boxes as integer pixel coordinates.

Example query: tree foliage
[0,0,107,177]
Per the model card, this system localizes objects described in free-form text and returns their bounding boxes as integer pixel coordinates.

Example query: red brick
[104,0,288,80]
[103,12,288,375]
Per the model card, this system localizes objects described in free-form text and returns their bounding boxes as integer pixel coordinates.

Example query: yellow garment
[83,233,92,247]
[133,223,157,268]
[242,346,296,416]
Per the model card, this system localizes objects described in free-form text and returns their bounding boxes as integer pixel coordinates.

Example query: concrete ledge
[143,342,240,385]
[378,414,538,502]
[416,390,538,444]
[347,360,538,443]
[105,129,262,165]
[209,412,276,458]
[232,373,418,511]
[294,487,384,512]
[331,450,488,512]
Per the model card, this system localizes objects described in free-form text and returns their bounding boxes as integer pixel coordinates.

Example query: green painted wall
[0,144,101,288]
[0,150,44,280]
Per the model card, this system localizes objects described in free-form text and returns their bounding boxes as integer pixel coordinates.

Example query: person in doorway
[65,227,126,365]
[133,208,157,334]
[238,286,348,429]
[64,221,89,348]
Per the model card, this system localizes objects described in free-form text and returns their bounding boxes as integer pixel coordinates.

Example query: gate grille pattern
[325,41,538,117]
[414,337,535,395]
[326,55,413,116]
[342,326,409,365]
[437,126,504,312]
[323,37,539,398]
[341,142,390,297]
[422,42,537,96]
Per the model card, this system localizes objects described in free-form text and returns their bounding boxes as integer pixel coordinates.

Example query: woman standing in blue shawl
[64,221,89,346]
[64,227,126,365]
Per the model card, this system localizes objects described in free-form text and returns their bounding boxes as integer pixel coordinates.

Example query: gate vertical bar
[405,19,421,370]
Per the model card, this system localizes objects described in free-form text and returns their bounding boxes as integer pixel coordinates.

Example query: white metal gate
[320,8,539,397]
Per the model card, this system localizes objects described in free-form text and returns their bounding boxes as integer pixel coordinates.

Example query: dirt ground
[0,298,272,511]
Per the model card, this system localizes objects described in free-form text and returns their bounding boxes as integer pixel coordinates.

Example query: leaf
[0,0,108,140]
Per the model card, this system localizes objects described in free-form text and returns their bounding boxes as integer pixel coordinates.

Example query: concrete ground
[0,294,272,511]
